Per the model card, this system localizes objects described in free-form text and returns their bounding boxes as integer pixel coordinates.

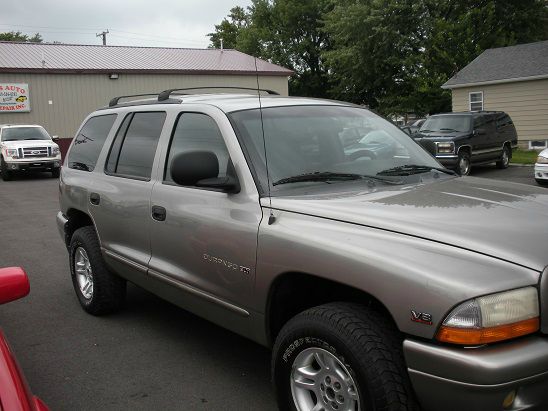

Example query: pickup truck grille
[21,146,49,158]
[413,138,437,156]
[541,266,548,334]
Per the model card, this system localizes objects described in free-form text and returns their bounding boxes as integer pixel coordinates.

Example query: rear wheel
[1,158,12,181]
[69,226,126,315]
[496,145,511,169]
[457,151,471,176]
[272,302,418,411]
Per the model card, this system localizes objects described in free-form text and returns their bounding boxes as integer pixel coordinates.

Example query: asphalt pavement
[0,165,543,411]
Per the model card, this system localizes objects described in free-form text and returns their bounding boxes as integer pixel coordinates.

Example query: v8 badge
[411,310,432,325]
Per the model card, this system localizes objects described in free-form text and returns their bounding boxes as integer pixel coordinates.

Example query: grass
[511,149,539,165]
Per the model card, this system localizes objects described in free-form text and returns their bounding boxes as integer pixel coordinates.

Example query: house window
[469,91,483,111]
[529,140,548,150]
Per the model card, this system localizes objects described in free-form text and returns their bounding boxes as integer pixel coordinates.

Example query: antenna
[253,57,276,225]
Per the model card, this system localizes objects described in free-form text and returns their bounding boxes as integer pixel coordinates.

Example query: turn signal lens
[437,287,539,345]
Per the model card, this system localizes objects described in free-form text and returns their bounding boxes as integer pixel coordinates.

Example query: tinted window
[68,114,117,172]
[106,112,166,179]
[496,113,513,129]
[164,113,229,184]
[2,127,51,141]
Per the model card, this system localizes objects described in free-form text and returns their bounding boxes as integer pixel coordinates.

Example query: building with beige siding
[0,42,292,140]
[442,40,548,149]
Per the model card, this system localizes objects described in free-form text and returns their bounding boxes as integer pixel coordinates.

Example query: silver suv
[57,89,548,411]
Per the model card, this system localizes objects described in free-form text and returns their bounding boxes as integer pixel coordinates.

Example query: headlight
[52,146,60,156]
[537,156,548,164]
[436,287,539,345]
[435,142,454,154]
[5,148,19,159]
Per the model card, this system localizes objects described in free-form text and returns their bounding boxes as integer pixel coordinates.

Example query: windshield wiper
[272,172,399,186]
[439,128,459,132]
[377,164,456,176]
[24,138,42,140]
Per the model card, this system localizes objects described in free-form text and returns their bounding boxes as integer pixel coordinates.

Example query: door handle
[89,192,100,205]
[151,205,167,221]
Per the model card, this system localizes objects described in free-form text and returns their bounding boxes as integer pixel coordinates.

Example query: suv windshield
[2,127,51,141]
[230,105,445,193]
[419,115,471,133]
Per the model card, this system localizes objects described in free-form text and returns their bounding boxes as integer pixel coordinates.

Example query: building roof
[442,40,548,89]
[0,42,293,76]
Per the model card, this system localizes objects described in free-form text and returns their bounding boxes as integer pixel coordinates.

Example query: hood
[268,177,548,271]
[1,139,57,148]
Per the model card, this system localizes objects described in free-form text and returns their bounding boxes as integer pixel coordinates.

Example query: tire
[536,178,548,186]
[496,145,511,169]
[69,226,126,315]
[456,151,471,176]
[272,302,418,411]
[1,158,12,181]
[51,168,60,178]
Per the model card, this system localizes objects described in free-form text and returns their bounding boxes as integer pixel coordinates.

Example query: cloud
[0,0,252,48]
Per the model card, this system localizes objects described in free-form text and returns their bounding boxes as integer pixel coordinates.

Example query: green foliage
[210,0,548,115]
[0,31,43,43]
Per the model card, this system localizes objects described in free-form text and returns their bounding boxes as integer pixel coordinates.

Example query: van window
[105,112,166,180]
[68,114,117,172]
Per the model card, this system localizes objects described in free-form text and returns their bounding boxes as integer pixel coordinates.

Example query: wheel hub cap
[459,157,470,175]
[291,347,360,411]
[75,247,93,299]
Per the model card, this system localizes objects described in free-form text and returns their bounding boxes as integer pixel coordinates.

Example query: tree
[208,0,333,97]
[0,31,43,43]
[208,6,249,49]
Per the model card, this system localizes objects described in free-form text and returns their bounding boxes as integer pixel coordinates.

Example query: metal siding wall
[0,73,289,138]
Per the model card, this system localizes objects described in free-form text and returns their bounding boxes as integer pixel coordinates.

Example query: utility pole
[96,30,109,46]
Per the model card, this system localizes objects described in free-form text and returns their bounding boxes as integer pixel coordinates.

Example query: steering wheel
[347,149,377,161]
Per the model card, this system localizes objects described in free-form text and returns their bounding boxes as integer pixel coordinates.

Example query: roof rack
[108,94,159,107]
[157,86,279,101]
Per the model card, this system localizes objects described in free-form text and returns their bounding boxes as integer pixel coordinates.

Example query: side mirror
[0,267,30,305]
[52,135,60,142]
[170,151,240,193]
[474,128,485,136]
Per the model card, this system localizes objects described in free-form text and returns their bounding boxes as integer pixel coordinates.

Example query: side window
[105,112,166,180]
[68,114,117,171]
[473,115,486,129]
[496,113,512,129]
[469,91,483,111]
[164,113,229,185]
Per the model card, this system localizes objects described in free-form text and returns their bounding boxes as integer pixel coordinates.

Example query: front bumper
[404,336,548,411]
[434,154,458,169]
[5,159,61,172]
[534,164,548,181]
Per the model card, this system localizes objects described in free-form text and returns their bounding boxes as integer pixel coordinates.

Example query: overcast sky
[0,0,252,48]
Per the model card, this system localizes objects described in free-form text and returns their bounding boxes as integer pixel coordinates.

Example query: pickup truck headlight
[52,146,60,156]
[5,148,19,159]
[435,142,455,154]
[536,155,548,164]
[436,287,539,345]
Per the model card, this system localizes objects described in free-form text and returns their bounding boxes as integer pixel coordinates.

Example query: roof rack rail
[108,94,159,107]
[157,86,279,102]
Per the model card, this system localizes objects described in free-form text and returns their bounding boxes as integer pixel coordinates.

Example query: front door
[148,109,261,310]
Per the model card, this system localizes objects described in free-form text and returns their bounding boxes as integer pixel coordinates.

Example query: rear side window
[68,114,117,172]
[164,113,229,185]
[106,112,166,180]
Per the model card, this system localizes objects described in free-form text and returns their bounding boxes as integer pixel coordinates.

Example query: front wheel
[536,178,548,186]
[496,145,511,169]
[51,168,60,178]
[1,158,12,181]
[457,151,471,176]
[272,303,418,411]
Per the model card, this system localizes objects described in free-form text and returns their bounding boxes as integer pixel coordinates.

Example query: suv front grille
[541,266,548,334]
[415,138,437,156]
[22,146,49,158]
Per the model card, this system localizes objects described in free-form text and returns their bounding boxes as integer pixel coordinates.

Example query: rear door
[89,110,167,278]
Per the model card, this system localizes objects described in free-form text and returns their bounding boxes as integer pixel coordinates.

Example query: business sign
[0,83,31,112]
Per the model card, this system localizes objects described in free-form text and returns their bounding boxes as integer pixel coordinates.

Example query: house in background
[442,40,548,150]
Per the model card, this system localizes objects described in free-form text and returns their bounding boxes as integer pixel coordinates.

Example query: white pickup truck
[0,124,62,181]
